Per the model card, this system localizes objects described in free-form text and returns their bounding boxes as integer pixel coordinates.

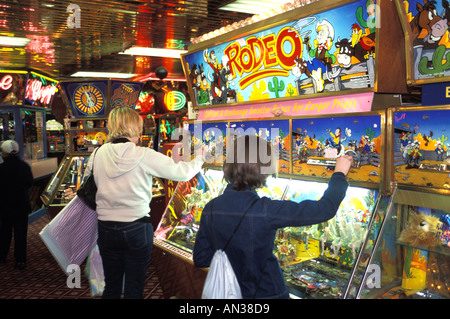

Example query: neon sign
[25,78,57,105]
[0,75,13,90]
[164,91,186,111]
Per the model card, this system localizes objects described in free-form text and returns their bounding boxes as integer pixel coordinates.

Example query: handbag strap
[89,147,100,174]
[210,198,258,251]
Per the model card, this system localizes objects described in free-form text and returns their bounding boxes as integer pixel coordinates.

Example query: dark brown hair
[223,134,276,191]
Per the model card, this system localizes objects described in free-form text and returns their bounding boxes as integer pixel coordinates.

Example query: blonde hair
[107,107,143,142]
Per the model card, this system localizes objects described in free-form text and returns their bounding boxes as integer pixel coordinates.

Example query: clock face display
[73,84,105,115]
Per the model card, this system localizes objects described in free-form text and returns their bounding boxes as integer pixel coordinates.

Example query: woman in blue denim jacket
[193,135,353,299]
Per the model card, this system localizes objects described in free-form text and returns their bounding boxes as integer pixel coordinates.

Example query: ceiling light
[219,0,291,15]
[0,36,32,47]
[70,71,136,79]
[119,47,187,58]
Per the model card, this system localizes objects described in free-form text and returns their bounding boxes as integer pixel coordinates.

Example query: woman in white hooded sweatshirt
[84,107,205,299]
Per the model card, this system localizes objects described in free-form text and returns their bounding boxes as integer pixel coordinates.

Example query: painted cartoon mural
[186,119,290,173]
[399,0,450,81]
[291,114,382,183]
[183,0,377,107]
[393,108,450,188]
[186,121,228,166]
[227,119,291,174]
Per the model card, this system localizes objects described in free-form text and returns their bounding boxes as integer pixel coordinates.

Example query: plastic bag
[85,245,105,297]
[39,196,98,272]
[201,249,242,299]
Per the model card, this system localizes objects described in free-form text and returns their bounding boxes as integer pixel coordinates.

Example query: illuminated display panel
[183,0,377,107]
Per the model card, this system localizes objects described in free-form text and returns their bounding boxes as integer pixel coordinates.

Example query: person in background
[193,134,353,299]
[0,140,34,270]
[85,107,205,299]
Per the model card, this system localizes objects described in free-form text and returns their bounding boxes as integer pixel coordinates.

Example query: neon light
[164,91,186,111]
[0,75,13,90]
[24,79,57,105]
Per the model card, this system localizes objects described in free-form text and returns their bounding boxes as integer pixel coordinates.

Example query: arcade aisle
[0,216,164,299]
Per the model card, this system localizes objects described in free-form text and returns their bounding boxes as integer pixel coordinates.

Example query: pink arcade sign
[197,92,374,121]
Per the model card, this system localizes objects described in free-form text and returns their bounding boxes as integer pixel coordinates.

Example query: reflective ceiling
[0,0,252,80]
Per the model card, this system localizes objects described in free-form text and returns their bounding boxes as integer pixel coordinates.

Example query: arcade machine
[45,119,65,163]
[0,69,59,213]
[152,0,412,298]
[40,79,163,219]
[350,106,450,299]
[349,0,450,299]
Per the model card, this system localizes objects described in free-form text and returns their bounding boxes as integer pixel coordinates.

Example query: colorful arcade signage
[61,80,108,117]
[0,70,58,107]
[183,0,376,107]
[197,92,374,121]
[396,0,450,84]
[60,80,143,118]
[110,80,143,109]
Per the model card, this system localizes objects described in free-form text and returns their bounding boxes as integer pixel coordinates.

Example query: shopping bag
[201,249,242,299]
[39,196,98,273]
[85,245,105,297]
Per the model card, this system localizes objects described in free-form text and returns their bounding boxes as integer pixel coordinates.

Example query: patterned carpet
[0,215,165,299]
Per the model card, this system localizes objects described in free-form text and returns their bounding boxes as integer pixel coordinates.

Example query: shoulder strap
[210,198,258,251]
[90,147,100,174]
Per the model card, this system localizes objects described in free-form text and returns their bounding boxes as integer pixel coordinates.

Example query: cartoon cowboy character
[327,127,342,148]
[435,141,445,161]
[406,140,422,169]
[304,19,337,92]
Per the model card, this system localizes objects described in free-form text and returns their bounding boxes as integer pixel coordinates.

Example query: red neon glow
[24,79,56,105]
[0,75,13,91]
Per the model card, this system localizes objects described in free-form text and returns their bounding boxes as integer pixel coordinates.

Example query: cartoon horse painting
[410,0,448,49]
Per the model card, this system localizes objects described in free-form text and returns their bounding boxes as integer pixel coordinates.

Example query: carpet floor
[0,215,165,299]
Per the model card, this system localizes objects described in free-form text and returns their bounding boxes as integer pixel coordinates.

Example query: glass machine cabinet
[40,118,108,217]
[154,167,388,299]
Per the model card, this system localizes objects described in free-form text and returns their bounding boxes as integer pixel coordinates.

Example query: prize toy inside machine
[0,69,60,213]
[154,0,412,298]
[40,79,143,218]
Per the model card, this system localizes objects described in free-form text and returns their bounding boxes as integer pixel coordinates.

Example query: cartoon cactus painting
[365,127,376,140]
[418,45,450,75]
[438,134,448,145]
[268,77,285,98]
[285,84,296,97]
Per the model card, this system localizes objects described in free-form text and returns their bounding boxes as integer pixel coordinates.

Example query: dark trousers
[0,213,28,262]
[97,220,153,299]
